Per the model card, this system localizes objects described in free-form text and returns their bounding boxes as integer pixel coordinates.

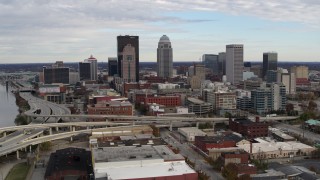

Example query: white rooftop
[95,160,196,179]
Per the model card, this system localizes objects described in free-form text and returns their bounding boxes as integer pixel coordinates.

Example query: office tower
[108,57,118,76]
[290,66,309,79]
[218,52,226,75]
[88,55,98,81]
[226,44,243,85]
[271,83,286,111]
[117,35,139,82]
[262,52,278,79]
[79,55,98,81]
[121,44,136,82]
[157,35,173,78]
[43,66,69,84]
[202,54,219,75]
[79,62,91,81]
[194,64,205,81]
[266,70,278,83]
[251,88,272,115]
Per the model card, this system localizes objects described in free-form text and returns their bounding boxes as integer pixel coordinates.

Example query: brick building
[87,101,133,116]
[229,118,268,138]
[45,148,93,180]
[194,133,243,153]
[221,151,250,165]
[123,82,151,96]
[143,95,181,107]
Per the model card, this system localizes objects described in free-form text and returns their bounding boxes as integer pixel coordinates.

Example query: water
[0,83,18,127]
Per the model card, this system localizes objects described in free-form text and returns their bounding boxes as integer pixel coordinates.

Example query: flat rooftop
[93,145,184,163]
[95,160,196,179]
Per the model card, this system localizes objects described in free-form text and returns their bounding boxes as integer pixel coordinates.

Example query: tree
[39,141,52,151]
[308,101,318,112]
[222,163,238,180]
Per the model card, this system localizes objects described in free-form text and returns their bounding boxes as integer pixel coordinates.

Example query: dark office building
[108,57,118,76]
[202,54,220,75]
[79,62,91,81]
[45,148,94,180]
[262,52,278,78]
[117,35,139,82]
[43,67,69,84]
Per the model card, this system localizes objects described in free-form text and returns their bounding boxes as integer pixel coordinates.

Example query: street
[160,128,224,180]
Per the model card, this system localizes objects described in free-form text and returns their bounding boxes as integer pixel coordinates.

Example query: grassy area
[5,162,30,180]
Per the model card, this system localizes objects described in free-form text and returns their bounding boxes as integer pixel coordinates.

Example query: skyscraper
[262,52,278,79]
[121,44,136,82]
[202,54,219,75]
[226,44,243,85]
[117,35,139,82]
[43,62,70,84]
[79,55,98,81]
[108,57,118,76]
[218,52,226,75]
[157,35,173,78]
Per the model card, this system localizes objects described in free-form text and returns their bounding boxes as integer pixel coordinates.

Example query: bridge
[0,125,146,159]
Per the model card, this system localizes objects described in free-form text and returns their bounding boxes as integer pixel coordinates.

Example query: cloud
[0,0,319,62]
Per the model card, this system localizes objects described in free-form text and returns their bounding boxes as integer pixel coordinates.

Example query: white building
[226,44,244,85]
[178,127,206,141]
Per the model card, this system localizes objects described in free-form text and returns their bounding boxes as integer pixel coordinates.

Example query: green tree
[39,141,52,151]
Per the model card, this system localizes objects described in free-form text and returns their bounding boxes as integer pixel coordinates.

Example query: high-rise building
[108,57,118,76]
[43,66,69,84]
[226,44,243,85]
[79,55,98,81]
[117,35,139,82]
[79,62,91,81]
[157,35,173,78]
[290,66,309,79]
[121,44,136,82]
[194,64,205,81]
[262,52,278,79]
[202,54,219,75]
[218,52,226,75]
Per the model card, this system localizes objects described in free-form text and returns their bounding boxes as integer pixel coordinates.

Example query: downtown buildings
[157,35,173,78]
[117,35,139,82]
[79,55,98,81]
[226,44,244,85]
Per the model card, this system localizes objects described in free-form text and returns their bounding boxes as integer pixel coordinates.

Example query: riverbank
[14,92,31,125]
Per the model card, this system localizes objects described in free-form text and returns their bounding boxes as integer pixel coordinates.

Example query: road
[160,128,224,180]
[273,122,320,143]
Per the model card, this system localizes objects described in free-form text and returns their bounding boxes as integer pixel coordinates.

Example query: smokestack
[250,142,253,154]
[255,116,260,123]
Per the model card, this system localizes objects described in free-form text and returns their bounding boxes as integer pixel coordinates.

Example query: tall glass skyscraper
[157,35,173,78]
[117,35,139,82]
[262,52,278,79]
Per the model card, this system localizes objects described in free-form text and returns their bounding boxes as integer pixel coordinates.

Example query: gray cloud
[0,0,319,62]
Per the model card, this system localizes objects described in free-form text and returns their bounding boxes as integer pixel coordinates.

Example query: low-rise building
[237,139,316,159]
[92,145,197,179]
[45,148,94,180]
[87,101,133,116]
[178,127,206,141]
[186,97,213,116]
[269,128,295,142]
[229,118,269,138]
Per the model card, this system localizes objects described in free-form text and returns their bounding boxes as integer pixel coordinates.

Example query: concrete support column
[72,126,75,132]
[211,122,215,132]
[29,145,32,153]
[196,122,199,128]
[169,121,173,131]
[3,132,6,137]
[49,128,52,135]
[87,126,90,130]
[55,127,59,132]
[69,126,73,132]
[16,150,20,160]
[70,136,73,142]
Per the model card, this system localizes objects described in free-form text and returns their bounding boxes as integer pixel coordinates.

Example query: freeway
[273,122,320,143]
[19,92,71,123]
[0,121,130,133]
[0,125,146,157]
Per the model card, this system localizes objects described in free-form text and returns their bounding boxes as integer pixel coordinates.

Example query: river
[0,83,18,127]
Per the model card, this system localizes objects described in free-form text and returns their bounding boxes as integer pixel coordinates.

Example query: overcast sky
[0,0,319,63]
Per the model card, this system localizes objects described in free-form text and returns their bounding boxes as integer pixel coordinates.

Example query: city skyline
[0,0,319,63]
